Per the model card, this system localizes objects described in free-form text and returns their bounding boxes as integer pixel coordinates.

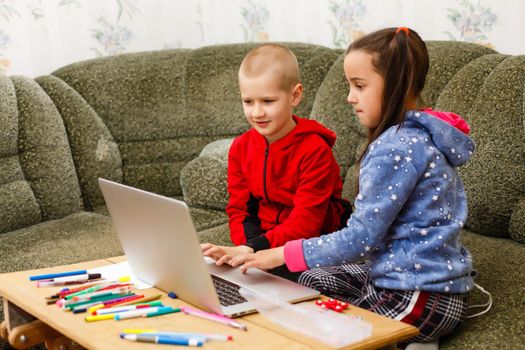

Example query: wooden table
[0,258,418,349]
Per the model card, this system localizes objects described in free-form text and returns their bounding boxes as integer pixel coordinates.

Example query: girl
[230,27,476,345]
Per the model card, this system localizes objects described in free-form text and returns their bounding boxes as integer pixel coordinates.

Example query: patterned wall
[0,0,519,77]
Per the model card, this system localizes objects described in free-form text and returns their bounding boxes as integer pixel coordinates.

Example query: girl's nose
[347,92,357,105]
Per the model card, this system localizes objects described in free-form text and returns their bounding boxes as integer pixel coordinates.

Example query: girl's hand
[200,243,254,266]
[230,247,285,273]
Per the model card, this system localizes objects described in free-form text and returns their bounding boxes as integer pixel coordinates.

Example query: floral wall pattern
[444,0,497,48]
[328,0,366,48]
[240,0,269,42]
[0,0,521,77]
[91,0,139,57]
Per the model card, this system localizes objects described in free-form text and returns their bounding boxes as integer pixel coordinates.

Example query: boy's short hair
[239,43,301,91]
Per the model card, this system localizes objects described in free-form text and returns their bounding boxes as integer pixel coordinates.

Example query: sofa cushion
[0,75,83,234]
[12,76,84,220]
[50,50,220,198]
[441,230,525,349]
[0,212,121,274]
[434,54,506,118]
[180,139,232,210]
[437,55,525,239]
[422,41,496,107]
[189,207,229,232]
[36,75,122,209]
[94,203,228,233]
[182,153,228,210]
[196,223,232,247]
[509,198,525,243]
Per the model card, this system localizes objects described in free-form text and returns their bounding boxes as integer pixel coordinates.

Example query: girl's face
[344,50,384,129]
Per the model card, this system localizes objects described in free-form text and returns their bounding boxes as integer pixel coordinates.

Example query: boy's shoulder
[231,128,261,146]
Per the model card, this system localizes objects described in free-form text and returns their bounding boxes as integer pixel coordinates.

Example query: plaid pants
[298,262,469,343]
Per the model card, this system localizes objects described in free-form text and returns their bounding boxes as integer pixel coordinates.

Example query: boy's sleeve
[296,146,420,269]
[246,143,339,251]
[226,138,262,246]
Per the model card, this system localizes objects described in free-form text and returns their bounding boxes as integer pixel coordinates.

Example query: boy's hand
[200,243,254,266]
[230,247,285,273]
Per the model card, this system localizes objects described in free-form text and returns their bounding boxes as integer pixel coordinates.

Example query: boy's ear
[291,83,303,107]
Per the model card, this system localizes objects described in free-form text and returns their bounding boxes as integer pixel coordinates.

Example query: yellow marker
[122,328,157,334]
[87,303,105,314]
[85,313,115,322]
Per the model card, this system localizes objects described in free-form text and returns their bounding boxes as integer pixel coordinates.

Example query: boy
[202,43,349,274]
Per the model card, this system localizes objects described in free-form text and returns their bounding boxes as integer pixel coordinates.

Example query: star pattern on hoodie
[301,110,475,294]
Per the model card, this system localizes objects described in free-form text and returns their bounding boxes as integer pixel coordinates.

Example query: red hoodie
[227,115,350,251]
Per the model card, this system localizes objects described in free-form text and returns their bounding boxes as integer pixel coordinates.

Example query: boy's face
[239,70,302,144]
[344,50,384,129]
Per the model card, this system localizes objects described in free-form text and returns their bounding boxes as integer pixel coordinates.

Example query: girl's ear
[291,83,303,107]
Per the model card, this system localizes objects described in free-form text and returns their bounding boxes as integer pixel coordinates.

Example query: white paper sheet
[89,261,153,289]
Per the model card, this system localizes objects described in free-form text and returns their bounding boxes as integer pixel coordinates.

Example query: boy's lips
[255,121,270,127]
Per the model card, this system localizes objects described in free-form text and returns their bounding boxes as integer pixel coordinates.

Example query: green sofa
[0,41,524,349]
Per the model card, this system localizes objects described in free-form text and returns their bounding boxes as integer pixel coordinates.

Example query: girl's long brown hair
[348,27,429,151]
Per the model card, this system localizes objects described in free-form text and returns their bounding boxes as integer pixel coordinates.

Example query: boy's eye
[243,100,253,104]
[263,99,274,104]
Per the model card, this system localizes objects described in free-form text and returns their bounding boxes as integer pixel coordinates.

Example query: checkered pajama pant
[298,262,469,344]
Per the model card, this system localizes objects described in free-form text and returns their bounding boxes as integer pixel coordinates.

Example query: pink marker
[181,306,247,331]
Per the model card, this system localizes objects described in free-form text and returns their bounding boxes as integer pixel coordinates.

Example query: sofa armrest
[180,139,233,210]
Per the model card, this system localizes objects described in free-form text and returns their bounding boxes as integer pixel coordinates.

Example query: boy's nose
[252,105,265,118]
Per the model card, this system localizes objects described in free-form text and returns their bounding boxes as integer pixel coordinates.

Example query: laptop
[98,178,320,317]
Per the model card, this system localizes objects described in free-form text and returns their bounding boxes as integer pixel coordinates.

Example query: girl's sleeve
[286,145,421,270]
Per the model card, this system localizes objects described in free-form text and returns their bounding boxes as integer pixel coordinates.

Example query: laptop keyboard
[211,275,248,306]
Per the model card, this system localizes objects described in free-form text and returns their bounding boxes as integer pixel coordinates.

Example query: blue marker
[122,334,203,347]
[29,270,88,281]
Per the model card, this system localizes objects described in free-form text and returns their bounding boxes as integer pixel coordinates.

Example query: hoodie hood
[421,108,470,135]
[269,115,337,148]
[405,110,475,167]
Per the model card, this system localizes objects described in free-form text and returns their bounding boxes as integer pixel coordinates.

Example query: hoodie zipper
[275,206,284,224]
[263,143,283,224]
[263,141,271,203]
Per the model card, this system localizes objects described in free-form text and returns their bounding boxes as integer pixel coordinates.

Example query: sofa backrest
[433,50,525,243]
[39,43,341,208]
[41,50,192,209]
[0,75,83,234]
[183,43,341,137]
[9,40,522,244]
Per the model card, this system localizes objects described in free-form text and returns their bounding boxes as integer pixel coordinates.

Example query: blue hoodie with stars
[284,110,476,293]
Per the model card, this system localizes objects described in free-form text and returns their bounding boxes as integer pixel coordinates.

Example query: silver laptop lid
[98,178,320,317]
[98,178,224,315]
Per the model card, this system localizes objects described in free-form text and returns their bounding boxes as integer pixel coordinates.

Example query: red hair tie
[396,27,410,36]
